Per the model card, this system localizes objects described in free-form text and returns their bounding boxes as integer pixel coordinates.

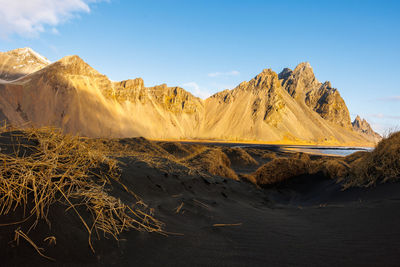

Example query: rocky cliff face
[202,69,288,140]
[0,48,50,81]
[206,69,286,125]
[0,48,379,146]
[280,62,352,129]
[109,80,203,114]
[279,62,320,98]
[305,81,351,128]
[352,116,382,143]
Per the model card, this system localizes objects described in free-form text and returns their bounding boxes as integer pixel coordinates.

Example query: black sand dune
[0,129,399,266]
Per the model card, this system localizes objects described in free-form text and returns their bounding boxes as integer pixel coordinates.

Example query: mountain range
[0,48,381,146]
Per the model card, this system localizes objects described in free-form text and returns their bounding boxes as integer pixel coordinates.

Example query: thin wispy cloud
[377,96,400,101]
[208,70,240,78]
[0,0,103,38]
[182,82,211,99]
[363,114,400,135]
[368,113,400,120]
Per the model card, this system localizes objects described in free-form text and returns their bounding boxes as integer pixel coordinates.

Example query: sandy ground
[0,139,399,266]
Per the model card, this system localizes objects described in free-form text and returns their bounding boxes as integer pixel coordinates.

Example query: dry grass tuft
[319,159,350,181]
[0,127,163,258]
[14,228,55,261]
[344,131,400,188]
[245,148,277,161]
[221,147,258,167]
[157,142,205,159]
[252,153,312,185]
[183,148,239,180]
[86,137,169,158]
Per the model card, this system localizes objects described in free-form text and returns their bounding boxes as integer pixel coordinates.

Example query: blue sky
[0,0,399,134]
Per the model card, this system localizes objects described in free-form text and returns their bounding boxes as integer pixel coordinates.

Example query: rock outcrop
[0,48,380,146]
[305,81,351,128]
[279,62,351,128]
[352,116,382,143]
[279,62,320,98]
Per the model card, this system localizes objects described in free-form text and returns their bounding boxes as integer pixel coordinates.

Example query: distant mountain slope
[0,48,380,146]
[352,115,382,143]
[0,48,50,81]
[0,55,203,138]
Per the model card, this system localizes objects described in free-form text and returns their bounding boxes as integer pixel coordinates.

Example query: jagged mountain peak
[58,54,84,64]
[254,69,279,86]
[353,115,363,123]
[352,115,371,129]
[257,68,277,76]
[280,62,319,98]
[324,81,332,88]
[352,115,382,142]
[47,55,107,79]
[294,61,313,72]
[292,62,317,84]
[279,62,351,129]
[236,68,281,92]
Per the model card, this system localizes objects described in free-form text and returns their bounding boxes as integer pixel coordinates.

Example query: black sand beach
[0,130,399,266]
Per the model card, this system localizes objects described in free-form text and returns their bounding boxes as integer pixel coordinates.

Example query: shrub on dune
[157,142,206,159]
[183,148,239,180]
[345,131,400,187]
[252,153,311,185]
[221,147,258,167]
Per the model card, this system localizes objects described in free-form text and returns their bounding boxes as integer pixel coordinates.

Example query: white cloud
[208,70,240,78]
[182,82,211,99]
[0,0,102,38]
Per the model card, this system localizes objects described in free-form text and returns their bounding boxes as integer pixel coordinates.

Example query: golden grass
[183,148,239,180]
[14,228,55,261]
[221,147,258,167]
[318,159,350,181]
[344,131,400,188]
[0,127,163,258]
[252,153,312,185]
[174,202,184,214]
[157,142,198,159]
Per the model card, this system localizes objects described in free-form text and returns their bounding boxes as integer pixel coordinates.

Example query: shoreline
[151,138,376,149]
